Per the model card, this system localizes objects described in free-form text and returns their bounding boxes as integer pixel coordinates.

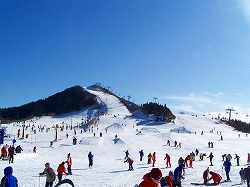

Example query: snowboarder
[223,158,232,181]
[203,167,209,184]
[57,162,67,182]
[138,168,162,187]
[235,154,240,166]
[164,153,171,168]
[208,152,214,166]
[147,153,152,164]
[124,157,134,171]
[39,162,56,187]
[208,171,222,185]
[0,166,18,187]
[152,152,156,167]
[88,151,94,168]
[173,165,184,187]
[66,153,72,175]
[139,150,144,161]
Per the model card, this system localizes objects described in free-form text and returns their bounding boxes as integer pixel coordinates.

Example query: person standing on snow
[173,165,184,187]
[138,168,162,187]
[0,166,18,187]
[39,163,56,187]
[164,153,171,168]
[139,150,144,161]
[235,154,240,166]
[152,152,156,167]
[88,151,94,168]
[147,153,152,164]
[244,165,250,187]
[208,152,214,166]
[203,167,209,184]
[66,153,72,175]
[57,162,67,182]
[160,170,174,187]
[223,158,232,181]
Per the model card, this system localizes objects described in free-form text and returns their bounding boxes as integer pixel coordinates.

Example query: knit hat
[149,168,162,179]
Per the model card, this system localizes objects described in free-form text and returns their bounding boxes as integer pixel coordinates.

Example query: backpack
[48,168,56,182]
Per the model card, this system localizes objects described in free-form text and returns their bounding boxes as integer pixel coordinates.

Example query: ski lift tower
[226,107,235,122]
[153,97,157,117]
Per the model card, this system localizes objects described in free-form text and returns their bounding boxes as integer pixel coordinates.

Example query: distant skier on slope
[139,150,144,161]
[88,151,94,169]
[124,157,134,171]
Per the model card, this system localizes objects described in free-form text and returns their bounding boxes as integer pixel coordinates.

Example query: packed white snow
[0,87,249,187]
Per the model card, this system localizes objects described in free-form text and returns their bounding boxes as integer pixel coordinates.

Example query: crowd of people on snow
[2,120,250,187]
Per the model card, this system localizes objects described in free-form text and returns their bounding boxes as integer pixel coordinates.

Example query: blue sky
[1,0,250,116]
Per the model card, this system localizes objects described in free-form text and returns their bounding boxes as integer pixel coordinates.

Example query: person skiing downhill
[124,157,134,171]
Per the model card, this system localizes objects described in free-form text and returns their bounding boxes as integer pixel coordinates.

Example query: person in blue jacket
[223,158,232,181]
[0,166,18,187]
[139,150,144,161]
[88,151,94,168]
[173,165,184,187]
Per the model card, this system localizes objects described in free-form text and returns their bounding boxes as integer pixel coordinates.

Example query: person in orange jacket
[65,153,72,175]
[208,171,222,185]
[138,168,162,187]
[152,152,156,167]
[57,162,67,182]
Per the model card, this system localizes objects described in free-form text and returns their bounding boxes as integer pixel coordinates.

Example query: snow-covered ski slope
[0,87,249,186]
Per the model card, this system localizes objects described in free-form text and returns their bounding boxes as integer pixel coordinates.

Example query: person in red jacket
[208,171,222,185]
[138,168,162,187]
[164,153,171,168]
[1,146,7,160]
[57,162,67,182]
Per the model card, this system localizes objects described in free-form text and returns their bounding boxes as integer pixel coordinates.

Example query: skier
[173,165,184,187]
[222,154,227,161]
[223,158,232,181]
[167,140,170,146]
[152,152,156,167]
[72,137,77,145]
[39,162,56,187]
[235,154,240,166]
[0,145,7,160]
[203,167,209,184]
[199,153,206,161]
[208,152,214,166]
[139,150,144,161]
[0,166,18,187]
[33,146,36,153]
[226,153,232,162]
[184,154,192,168]
[178,157,185,175]
[138,168,162,187]
[164,153,171,168]
[57,162,67,182]
[66,153,72,175]
[147,153,152,164]
[195,148,199,156]
[208,171,222,185]
[124,156,134,171]
[88,151,94,168]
